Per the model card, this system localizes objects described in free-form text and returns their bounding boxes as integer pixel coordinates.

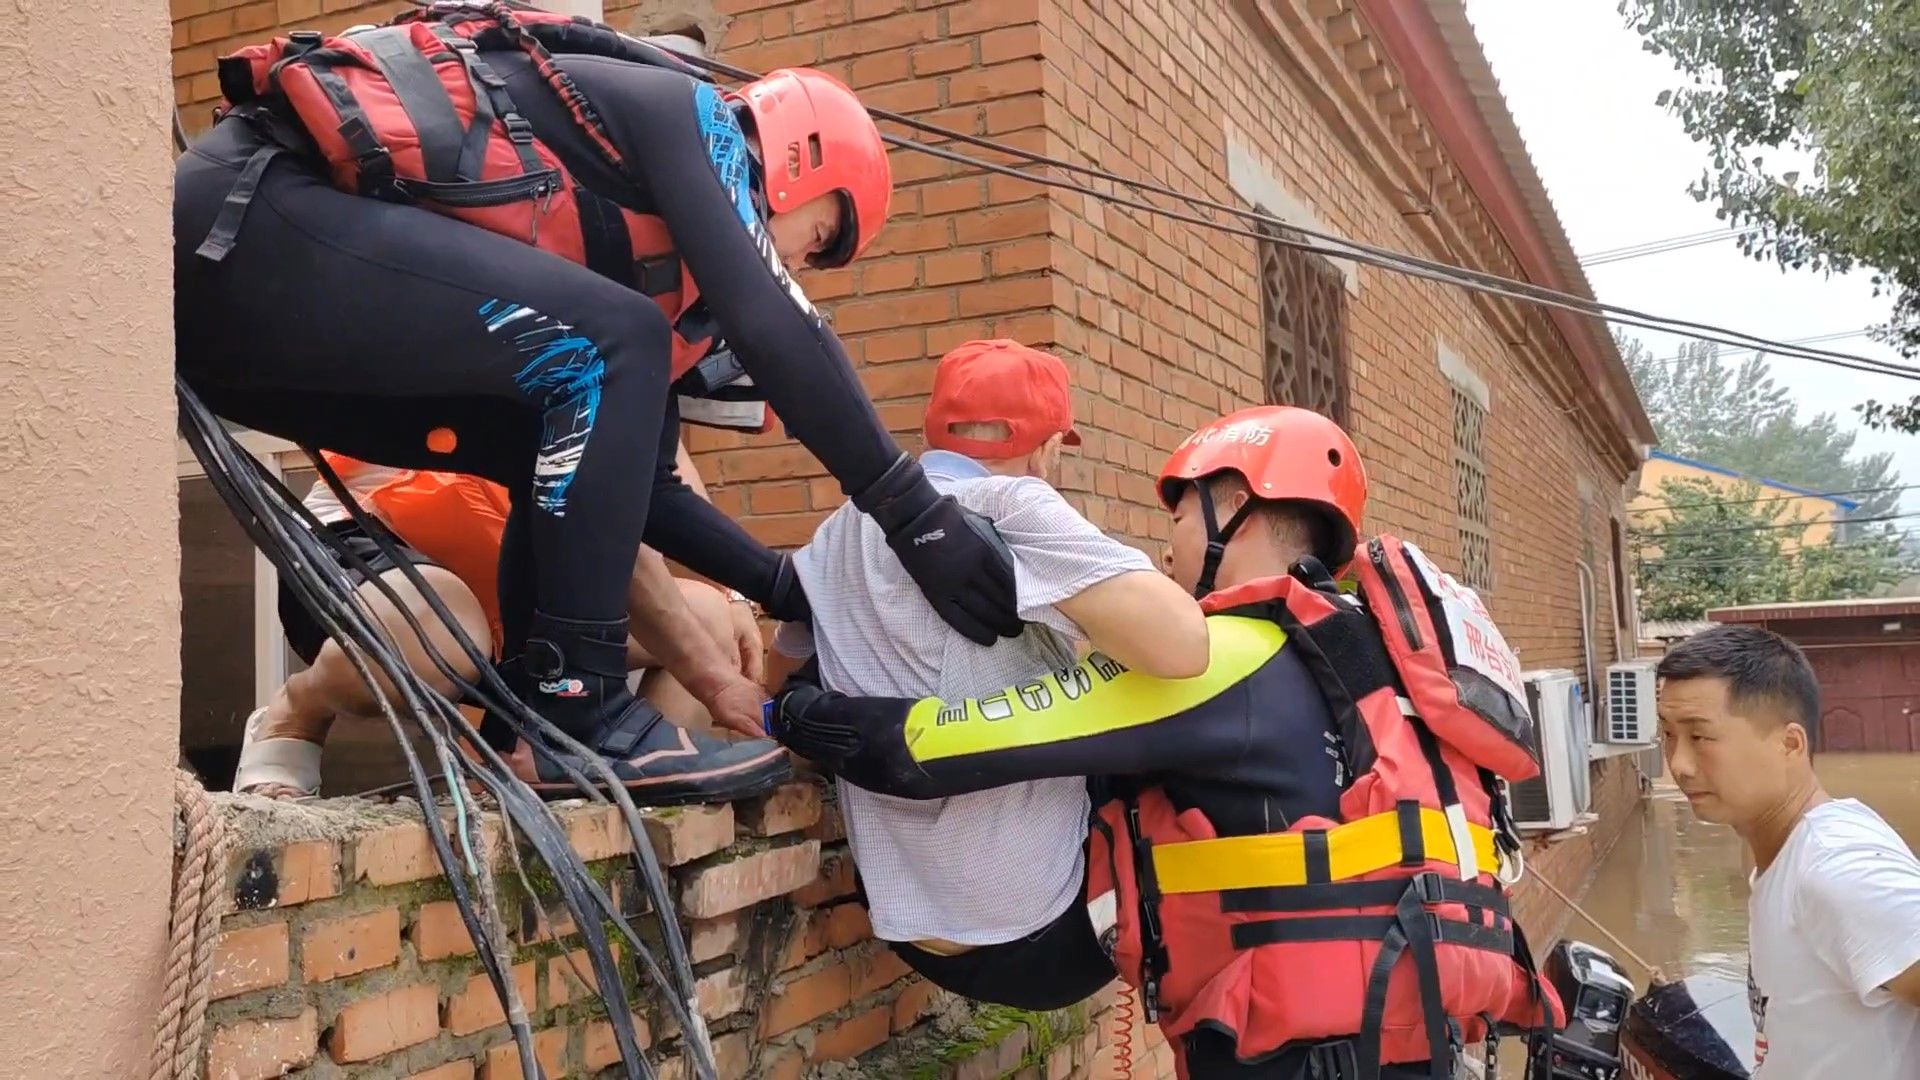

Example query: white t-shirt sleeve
[771,620,816,661]
[970,478,1156,640]
[1794,813,1920,1005]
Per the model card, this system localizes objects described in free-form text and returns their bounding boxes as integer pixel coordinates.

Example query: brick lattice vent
[202,779,1178,1079]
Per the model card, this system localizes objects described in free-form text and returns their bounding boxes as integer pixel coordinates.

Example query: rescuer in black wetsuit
[173,10,1021,792]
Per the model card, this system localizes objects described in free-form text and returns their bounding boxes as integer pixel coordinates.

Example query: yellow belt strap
[1150,807,1500,895]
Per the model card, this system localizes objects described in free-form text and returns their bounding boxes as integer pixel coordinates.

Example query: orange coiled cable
[1111,982,1138,1079]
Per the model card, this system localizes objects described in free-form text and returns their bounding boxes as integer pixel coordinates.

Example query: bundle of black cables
[176,379,716,1080]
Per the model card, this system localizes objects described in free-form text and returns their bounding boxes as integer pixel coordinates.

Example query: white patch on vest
[1402,540,1525,705]
[1087,889,1118,938]
[678,396,768,431]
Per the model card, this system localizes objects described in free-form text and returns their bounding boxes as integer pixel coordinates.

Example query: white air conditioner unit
[1603,660,1659,746]
[1511,669,1591,832]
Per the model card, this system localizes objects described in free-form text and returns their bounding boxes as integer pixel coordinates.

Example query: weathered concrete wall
[0,0,181,1074]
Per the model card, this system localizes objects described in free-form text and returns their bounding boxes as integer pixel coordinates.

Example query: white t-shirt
[772,450,1155,945]
[1748,797,1920,1078]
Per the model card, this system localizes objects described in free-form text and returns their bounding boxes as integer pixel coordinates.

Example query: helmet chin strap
[1191,482,1259,599]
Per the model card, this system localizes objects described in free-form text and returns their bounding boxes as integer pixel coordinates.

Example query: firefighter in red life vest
[174,3,1022,792]
[768,406,1565,1079]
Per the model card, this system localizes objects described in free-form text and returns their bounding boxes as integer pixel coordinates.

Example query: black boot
[497,612,791,806]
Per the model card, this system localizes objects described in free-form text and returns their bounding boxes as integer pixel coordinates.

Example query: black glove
[852,454,1021,646]
[765,682,864,767]
[762,552,812,624]
[767,679,923,783]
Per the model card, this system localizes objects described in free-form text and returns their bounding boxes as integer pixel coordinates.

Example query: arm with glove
[611,73,1021,646]
[629,412,802,736]
[767,614,1290,798]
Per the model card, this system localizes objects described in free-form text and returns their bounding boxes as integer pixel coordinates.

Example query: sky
[1461,0,1918,512]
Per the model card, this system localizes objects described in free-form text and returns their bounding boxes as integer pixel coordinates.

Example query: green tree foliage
[1620,0,1920,426]
[1634,475,1911,621]
[1620,332,1903,517]
[1856,397,1920,435]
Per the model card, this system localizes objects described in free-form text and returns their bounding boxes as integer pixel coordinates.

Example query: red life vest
[318,452,513,656]
[1086,534,1563,1077]
[201,1,770,432]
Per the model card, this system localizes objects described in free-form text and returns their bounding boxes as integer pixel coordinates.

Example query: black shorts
[276,519,442,666]
[885,883,1116,1012]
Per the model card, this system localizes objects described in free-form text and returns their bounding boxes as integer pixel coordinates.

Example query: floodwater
[1553,753,1920,1072]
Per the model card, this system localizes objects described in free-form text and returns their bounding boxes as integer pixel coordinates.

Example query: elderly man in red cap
[766,339,1209,1010]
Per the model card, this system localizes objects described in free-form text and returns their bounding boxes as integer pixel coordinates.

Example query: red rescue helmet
[729,68,892,269]
[1159,405,1368,593]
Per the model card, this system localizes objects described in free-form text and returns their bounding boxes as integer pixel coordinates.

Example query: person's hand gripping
[852,455,1021,645]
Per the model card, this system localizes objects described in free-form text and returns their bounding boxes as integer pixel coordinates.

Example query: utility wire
[1641,327,1904,367]
[1578,225,1764,266]
[179,381,717,1079]
[1633,482,1915,512]
[1640,532,1915,565]
[1634,537,1918,575]
[1634,511,1920,540]
[894,136,1920,381]
[650,46,1920,384]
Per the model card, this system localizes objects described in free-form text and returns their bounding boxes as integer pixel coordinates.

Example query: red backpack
[1353,533,1539,783]
[199,1,721,375]
[1088,534,1555,1073]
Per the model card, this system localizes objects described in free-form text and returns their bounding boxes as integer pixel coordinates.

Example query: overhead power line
[1644,327,1903,367]
[1578,225,1765,266]
[1637,541,1917,571]
[650,46,1920,385]
[1633,483,1918,512]
[1635,510,1920,540]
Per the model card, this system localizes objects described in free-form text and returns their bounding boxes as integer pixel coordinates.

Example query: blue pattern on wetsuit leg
[477,298,605,518]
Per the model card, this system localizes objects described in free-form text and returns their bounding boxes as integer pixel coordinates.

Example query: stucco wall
[0,0,181,1074]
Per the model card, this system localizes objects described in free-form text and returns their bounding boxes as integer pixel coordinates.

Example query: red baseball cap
[924,340,1083,458]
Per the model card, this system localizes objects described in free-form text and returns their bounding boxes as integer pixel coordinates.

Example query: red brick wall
[169,1,1643,1073]
[694,0,1640,675]
[201,781,1154,1079]
[681,0,1061,547]
[198,773,1621,1079]
[168,0,1640,676]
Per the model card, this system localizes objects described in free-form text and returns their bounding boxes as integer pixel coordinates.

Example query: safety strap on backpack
[1121,792,1172,1024]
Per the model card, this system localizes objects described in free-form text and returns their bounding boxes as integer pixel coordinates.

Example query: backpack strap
[415,1,713,175]
[426,25,546,179]
[359,26,468,183]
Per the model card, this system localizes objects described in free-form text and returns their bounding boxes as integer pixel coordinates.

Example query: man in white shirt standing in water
[1657,624,1920,1077]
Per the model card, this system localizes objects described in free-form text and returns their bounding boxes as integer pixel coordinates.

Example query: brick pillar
[697,0,1064,543]
[0,0,181,1075]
